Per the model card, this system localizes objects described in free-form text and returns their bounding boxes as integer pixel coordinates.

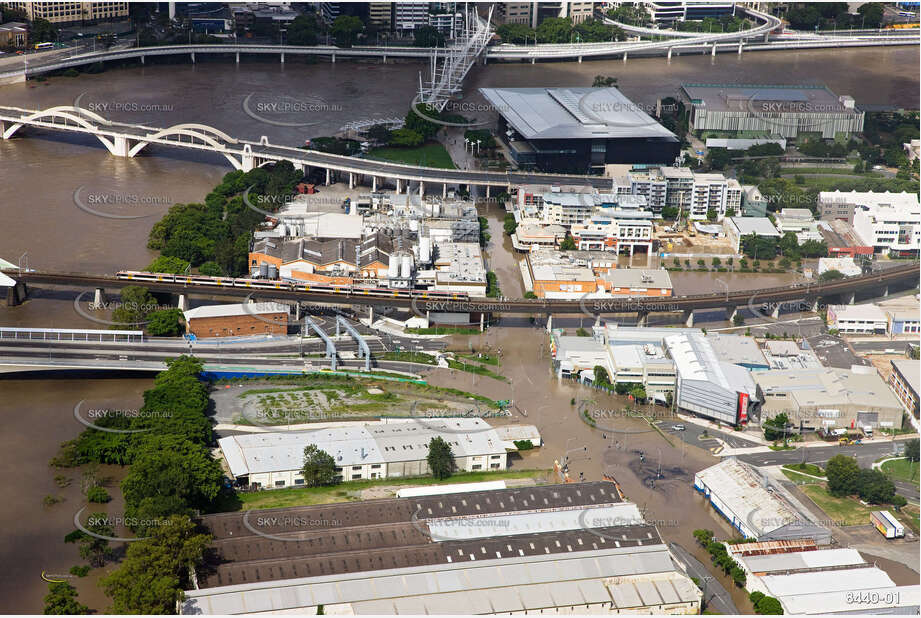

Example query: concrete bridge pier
[811,298,821,313]
[348,173,354,189]
[667,48,672,60]
[442,183,447,199]
[419,181,425,197]
[93,287,106,307]
[111,134,129,157]
[396,178,402,193]
[325,168,331,186]
[531,58,536,64]
[294,303,301,321]
[178,294,189,312]
[480,312,485,332]
[771,303,781,319]
[728,306,739,324]
[371,176,377,192]
[846,291,855,305]
[636,311,649,327]
[712,43,717,56]
[191,52,196,64]
[623,52,627,62]
[683,310,694,328]
[546,314,553,333]
[382,55,387,63]
[5,281,26,307]
[883,285,889,297]
[485,185,491,199]
[738,42,744,54]
[578,56,582,63]
[280,52,285,64]
[140,55,145,65]
[331,53,336,64]
[235,52,240,64]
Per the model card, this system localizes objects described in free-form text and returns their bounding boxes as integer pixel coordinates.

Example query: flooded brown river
[0,47,917,612]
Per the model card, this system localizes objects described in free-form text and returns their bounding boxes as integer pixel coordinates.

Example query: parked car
[671,424,686,431]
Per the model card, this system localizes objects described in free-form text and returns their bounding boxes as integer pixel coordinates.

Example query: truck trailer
[871,510,905,539]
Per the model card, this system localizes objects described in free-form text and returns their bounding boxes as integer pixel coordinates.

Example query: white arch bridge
[0,104,615,194]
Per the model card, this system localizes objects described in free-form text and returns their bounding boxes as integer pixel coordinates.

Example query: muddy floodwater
[0,45,917,612]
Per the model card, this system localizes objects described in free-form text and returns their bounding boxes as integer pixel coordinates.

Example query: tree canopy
[826,454,860,497]
[427,436,456,480]
[301,444,338,487]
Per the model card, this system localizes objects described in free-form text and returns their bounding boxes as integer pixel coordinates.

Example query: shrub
[87,486,111,503]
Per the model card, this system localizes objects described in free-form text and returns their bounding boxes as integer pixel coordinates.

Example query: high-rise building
[7,1,128,25]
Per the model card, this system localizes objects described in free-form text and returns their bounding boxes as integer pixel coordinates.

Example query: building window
[294,478,304,485]
[274,480,285,487]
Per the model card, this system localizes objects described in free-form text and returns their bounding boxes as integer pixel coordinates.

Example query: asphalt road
[656,420,762,451]
[667,542,740,615]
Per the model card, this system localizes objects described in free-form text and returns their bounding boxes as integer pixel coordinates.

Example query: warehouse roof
[182,544,694,615]
[681,83,854,114]
[218,418,505,477]
[706,333,768,368]
[184,302,289,320]
[665,333,757,396]
[727,216,782,238]
[479,87,678,141]
[694,458,800,537]
[739,548,865,574]
[778,585,919,615]
[601,269,672,290]
[891,360,921,396]
[754,368,902,410]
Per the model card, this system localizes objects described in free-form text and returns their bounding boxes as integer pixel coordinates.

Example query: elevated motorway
[5,262,917,315]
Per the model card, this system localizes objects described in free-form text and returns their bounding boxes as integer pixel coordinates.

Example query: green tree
[496,22,535,44]
[559,234,577,250]
[388,128,424,147]
[301,444,338,487]
[629,386,647,402]
[367,124,392,145]
[101,515,211,614]
[593,365,611,387]
[30,17,57,43]
[857,3,884,28]
[413,25,444,47]
[146,308,185,337]
[733,313,745,327]
[905,438,919,462]
[706,208,718,221]
[755,596,784,614]
[112,286,158,327]
[145,255,190,274]
[65,512,114,567]
[87,485,111,503]
[286,14,320,45]
[826,454,860,497]
[503,213,518,236]
[121,435,224,518]
[330,15,363,47]
[536,17,573,43]
[43,582,89,615]
[592,75,618,88]
[706,147,731,170]
[856,468,895,504]
[818,269,845,282]
[762,412,790,442]
[427,436,456,480]
[198,261,222,277]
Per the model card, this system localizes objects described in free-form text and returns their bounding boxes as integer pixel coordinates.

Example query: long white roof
[219,418,505,476]
[182,544,695,615]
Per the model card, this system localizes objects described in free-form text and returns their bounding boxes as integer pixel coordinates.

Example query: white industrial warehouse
[694,458,830,543]
[218,418,512,488]
[727,543,919,615]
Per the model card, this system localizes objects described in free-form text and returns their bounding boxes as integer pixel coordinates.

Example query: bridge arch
[2,106,118,153]
[127,123,244,169]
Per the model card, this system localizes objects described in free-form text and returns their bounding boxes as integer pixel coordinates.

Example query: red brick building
[183,303,289,338]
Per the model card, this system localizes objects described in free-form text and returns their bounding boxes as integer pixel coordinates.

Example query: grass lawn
[781,469,825,486]
[447,359,506,382]
[407,326,481,335]
[881,458,921,483]
[783,463,825,477]
[800,484,874,527]
[379,351,437,365]
[455,352,500,366]
[367,142,456,169]
[233,469,549,511]
[896,504,920,534]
